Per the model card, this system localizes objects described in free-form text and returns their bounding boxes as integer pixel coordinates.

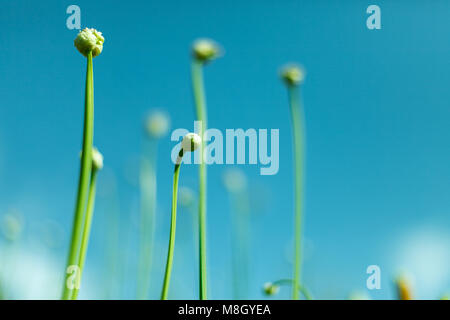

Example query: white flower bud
[79,147,103,170]
[74,28,105,58]
[280,64,305,86]
[192,38,222,62]
[181,133,202,152]
[92,147,104,170]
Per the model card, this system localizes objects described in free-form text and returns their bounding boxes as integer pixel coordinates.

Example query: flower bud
[263,282,279,296]
[145,111,170,138]
[192,39,222,62]
[280,64,305,86]
[181,133,202,152]
[74,28,105,58]
[79,147,103,170]
[92,147,104,170]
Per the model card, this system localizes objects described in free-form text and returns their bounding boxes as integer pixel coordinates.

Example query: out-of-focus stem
[287,85,305,300]
[104,181,121,299]
[191,59,208,300]
[137,139,157,299]
[230,192,250,299]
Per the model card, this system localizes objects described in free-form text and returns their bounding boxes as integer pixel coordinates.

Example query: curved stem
[72,168,99,299]
[191,59,208,300]
[272,279,312,300]
[62,51,94,300]
[161,150,183,300]
[287,85,305,300]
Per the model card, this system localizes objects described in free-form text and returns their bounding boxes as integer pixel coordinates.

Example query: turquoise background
[0,0,449,299]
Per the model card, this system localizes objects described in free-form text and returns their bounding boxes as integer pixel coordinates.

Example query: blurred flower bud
[263,282,279,296]
[74,28,105,58]
[145,110,170,138]
[0,210,24,242]
[280,64,305,86]
[395,274,414,300]
[192,38,222,62]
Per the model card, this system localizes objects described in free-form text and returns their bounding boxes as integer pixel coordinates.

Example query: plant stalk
[72,168,99,299]
[137,139,157,299]
[191,59,208,300]
[161,151,183,300]
[287,85,305,300]
[62,51,94,300]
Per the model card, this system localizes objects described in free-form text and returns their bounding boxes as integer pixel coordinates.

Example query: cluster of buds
[74,28,105,58]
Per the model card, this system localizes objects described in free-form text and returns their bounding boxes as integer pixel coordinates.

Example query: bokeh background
[0,0,449,299]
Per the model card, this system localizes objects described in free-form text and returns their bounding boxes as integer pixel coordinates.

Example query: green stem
[191,59,208,300]
[272,279,312,300]
[72,168,99,300]
[62,51,94,300]
[161,150,183,300]
[137,139,157,299]
[287,85,305,300]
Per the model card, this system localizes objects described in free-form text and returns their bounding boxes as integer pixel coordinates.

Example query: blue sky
[0,0,449,299]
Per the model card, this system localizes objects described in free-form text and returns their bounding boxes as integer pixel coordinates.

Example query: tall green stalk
[191,59,208,300]
[287,84,305,300]
[72,165,99,300]
[62,51,94,300]
[161,150,183,300]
